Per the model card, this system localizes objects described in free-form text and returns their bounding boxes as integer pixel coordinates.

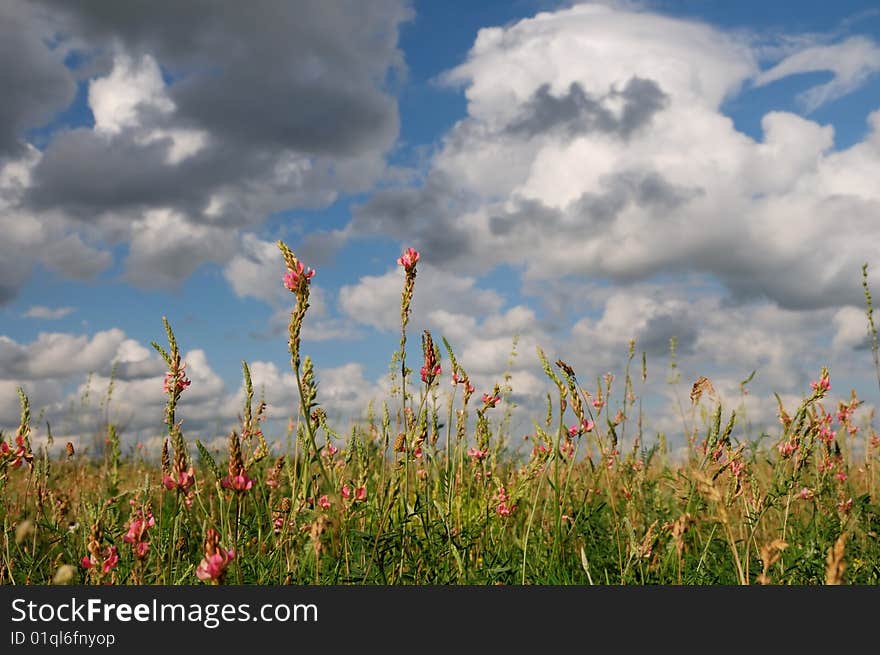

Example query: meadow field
[1,244,878,586]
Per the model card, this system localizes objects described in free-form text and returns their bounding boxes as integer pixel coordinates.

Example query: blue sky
[2,0,880,452]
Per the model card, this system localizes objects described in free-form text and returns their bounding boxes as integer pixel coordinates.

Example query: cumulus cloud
[349,3,880,313]
[339,264,505,331]
[0,0,411,301]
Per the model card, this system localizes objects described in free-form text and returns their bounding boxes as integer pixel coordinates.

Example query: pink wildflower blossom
[468,448,489,461]
[482,393,501,408]
[283,262,315,291]
[797,487,815,500]
[397,247,420,271]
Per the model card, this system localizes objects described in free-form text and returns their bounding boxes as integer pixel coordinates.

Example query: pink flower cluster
[122,504,155,559]
[283,261,315,291]
[797,487,815,500]
[568,419,594,437]
[342,484,367,502]
[163,467,195,492]
[1,433,33,469]
[482,392,501,408]
[777,439,798,458]
[467,448,489,461]
[496,486,516,517]
[452,373,475,395]
[82,545,119,574]
[810,373,830,395]
[196,529,235,583]
[221,470,254,492]
[397,247,420,271]
[162,364,191,394]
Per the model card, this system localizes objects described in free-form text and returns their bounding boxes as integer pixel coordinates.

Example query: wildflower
[9,434,34,469]
[163,466,195,492]
[797,487,815,500]
[532,443,550,458]
[837,498,853,514]
[82,545,119,575]
[324,443,339,458]
[341,484,351,500]
[163,365,191,394]
[729,459,745,478]
[122,506,155,559]
[317,495,331,510]
[835,471,848,483]
[810,370,831,395]
[282,261,315,291]
[559,439,575,459]
[778,440,798,458]
[606,448,619,469]
[496,486,516,517]
[355,486,367,502]
[468,448,489,461]
[196,528,235,584]
[569,419,594,437]
[221,431,254,493]
[482,392,501,408]
[397,247,420,271]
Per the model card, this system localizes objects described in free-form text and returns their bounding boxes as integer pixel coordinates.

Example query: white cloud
[754,36,880,112]
[22,305,75,320]
[339,264,505,331]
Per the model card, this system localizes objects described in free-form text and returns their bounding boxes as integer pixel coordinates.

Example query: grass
[1,243,878,585]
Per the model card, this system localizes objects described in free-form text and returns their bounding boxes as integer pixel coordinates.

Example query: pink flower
[162,365,191,394]
[341,484,351,500]
[730,459,745,478]
[355,486,367,502]
[797,487,815,500]
[482,393,501,408]
[413,445,423,459]
[283,262,315,291]
[835,471,848,483]
[467,448,489,461]
[82,546,119,574]
[778,440,798,458]
[532,444,550,458]
[196,549,235,583]
[569,419,594,437]
[496,486,516,517]
[163,467,195,491]
[592,398,605,410]
[837,498,853,513]
[810,374,831,394]
[420,364,442,384]
[318,495,331,510]
[122,509,155,558]
[221,472,255,492]
[559,439,575,459]
[324,443,339,458]
[397,247,420,271]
